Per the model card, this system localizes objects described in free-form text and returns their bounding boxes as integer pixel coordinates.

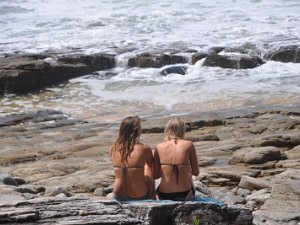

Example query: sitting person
[154,117,199,201]
[110,116,155,201]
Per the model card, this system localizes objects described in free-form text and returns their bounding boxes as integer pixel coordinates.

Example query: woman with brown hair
[154,117,199,201]
[110,116,155,201]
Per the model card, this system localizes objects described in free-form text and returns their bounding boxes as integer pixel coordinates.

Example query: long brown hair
[111,116,142,162]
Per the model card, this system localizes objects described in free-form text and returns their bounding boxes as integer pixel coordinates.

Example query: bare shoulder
[181,139,195,148]
[155,141,166,149]
[137,143,151,152]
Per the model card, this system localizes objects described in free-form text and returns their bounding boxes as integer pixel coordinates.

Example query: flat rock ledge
[0,196,252,225]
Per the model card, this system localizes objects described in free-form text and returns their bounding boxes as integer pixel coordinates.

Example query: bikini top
[113,165,144,176]
[160,163,190,183]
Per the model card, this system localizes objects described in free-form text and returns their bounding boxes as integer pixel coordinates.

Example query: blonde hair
[111,116,142,162]
[164,117,186,141]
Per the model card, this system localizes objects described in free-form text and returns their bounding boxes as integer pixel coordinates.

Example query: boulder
[0,53,115,94]
[250,134,300,148]
[128,53,188,68]
[270,45,300,63]
[0,196,253,225]
[160,65,188,75]
[253,169,300,225]
[191,52,209,64]
[238,176,270,191]
[229,147,283,165]
[0,173,18,186]
[203,54,264,69]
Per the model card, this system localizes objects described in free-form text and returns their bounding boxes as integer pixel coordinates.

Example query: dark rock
[191,52,209,64]
[57,53,116,71]
[128,53,188,68]
[203,54,264,69]
[160,65,188,75]
[0,109,70,127]
[208,47,225,54]
[0,173,18,186]
[270,46,300,63]
[0,197,253,225]
[0,53,115,94]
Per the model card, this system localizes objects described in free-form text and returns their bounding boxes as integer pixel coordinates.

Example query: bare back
[110,143,153,198]
[154,139,199,193]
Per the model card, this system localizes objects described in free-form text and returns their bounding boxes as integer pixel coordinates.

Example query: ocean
[0,0,300,121]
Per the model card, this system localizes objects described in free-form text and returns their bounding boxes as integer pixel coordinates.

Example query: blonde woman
[110,116,155,201]
[154,117,199,201]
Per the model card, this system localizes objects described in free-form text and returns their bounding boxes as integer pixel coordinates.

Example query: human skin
[154,139,199,193]
[110,143,155,198]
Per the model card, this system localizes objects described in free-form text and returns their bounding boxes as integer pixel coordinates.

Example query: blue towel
[119,196,225,206]
[193,196,225,206]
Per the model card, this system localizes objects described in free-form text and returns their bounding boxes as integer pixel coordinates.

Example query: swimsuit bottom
[156,187,195,201]
[113,189,150,202]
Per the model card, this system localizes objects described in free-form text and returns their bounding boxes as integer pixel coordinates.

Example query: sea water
[0,0,300,121]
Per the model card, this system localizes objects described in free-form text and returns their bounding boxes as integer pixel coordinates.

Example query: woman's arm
[189,143,199,176]
[153,147,161,179]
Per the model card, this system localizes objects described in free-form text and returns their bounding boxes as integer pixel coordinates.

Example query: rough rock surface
[1,107,300,225]
[0,53,115,94]
[0,196,253,225]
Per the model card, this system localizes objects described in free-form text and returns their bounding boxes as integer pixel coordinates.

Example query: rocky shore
[0,106,299,224]
[1,45,299,94]
[1,45,300,224]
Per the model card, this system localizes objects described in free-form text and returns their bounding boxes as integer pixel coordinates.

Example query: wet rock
[12,177,26,186]
[191,52,209,64]
[203,54,264,69]
[128,53,188,68]
[160,65,188,75]
[270,45,300,63]
[0,173,18,186]
[0,53,115,94]
[208,47,225,54]
[57,53,116,71]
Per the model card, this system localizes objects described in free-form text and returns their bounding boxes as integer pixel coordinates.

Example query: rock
[270,45,300,63]
[0,53,115,94]
[0,196,253,225]
[245,188,271,210]
[285,145,300,159]
[236,188,252,198]
[94,187,105,196]
[250,134,300,148]
[253,169,300,225]
[128,53,188,68]
[12,177,26,186]
[57,53,116,71]
[160,65,188,75]
[44,186,72,197]
[229,147,283,165]
[186,134,220,142]
[208,47,225,54]
[191,52,209,64]
[238,176,270,191]
[203,54,264,69]
[0,173,18,186]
